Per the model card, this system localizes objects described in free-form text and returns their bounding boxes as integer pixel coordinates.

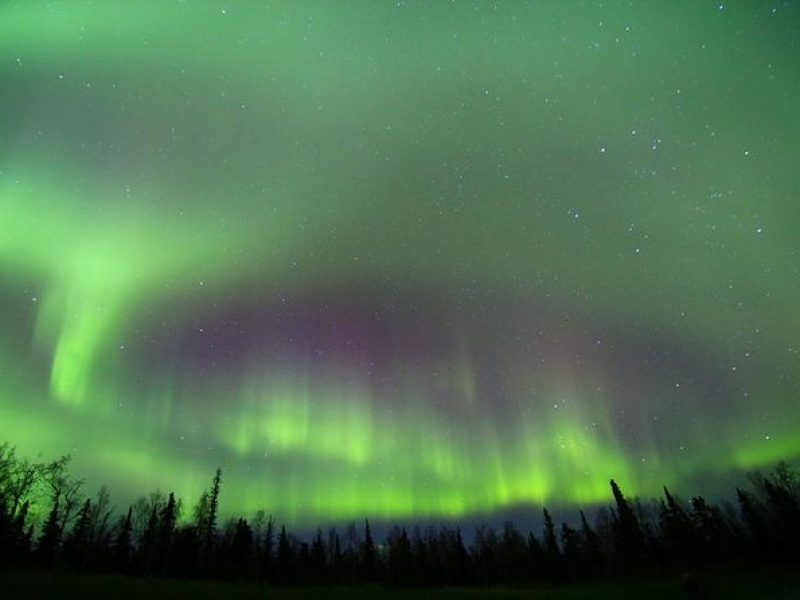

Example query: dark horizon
[2,0,800,554]
[2,441,799,590]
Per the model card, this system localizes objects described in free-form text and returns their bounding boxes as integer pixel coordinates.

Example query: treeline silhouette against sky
[1,443,798,588]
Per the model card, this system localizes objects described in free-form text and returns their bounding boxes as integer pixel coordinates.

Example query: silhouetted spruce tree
[360,518,377,580]
[276,525,292,584]
[113,505,133,572]
[203,468,222,565]
[171,522,201,578]
[424,532,438,586]
[155,492,178,574]
[309,528,327,583]
[413,528,436,586]
[138,502,159,574]
[191,490,210,574]
[560,522,583,580]
[329,530,344,584]
[297,540,312,581]
[193,491,209,530]
[36,494,62,567]
[338,522,359,583]
[737,487,773,560]
[386,526,413,586]
[227,517,254,581]
[448,528,472,585]
[691,495,733,564]
[527,531,546,582]
[421,527,444,585]
[542,508,564,581]
[610,479,645,571]
[659,487,696,568]
[580,510,603,578]
[499,521,528,584]
[260,514,275,582]
[473,524,499,585]
[64,498,92,570]
[756,464,800,560]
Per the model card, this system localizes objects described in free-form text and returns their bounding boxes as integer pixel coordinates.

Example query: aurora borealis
[1,0,799,524]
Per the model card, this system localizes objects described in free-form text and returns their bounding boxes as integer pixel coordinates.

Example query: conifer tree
[36,494,62,567]
[659,487,696,567]
[113,506,133,571]
[542,508,563,581]
[260,514,275,581]
[229,517,254,580]
[139,503,159,574]
[580,510,603,577]
[360,518,376,580]
[275,525,292,584]
[310,528,327,581]
[155,492,177,573]
[206,468,222,550]
[64,498,92,570]
[527,531,545,582]
[610,479,644,570]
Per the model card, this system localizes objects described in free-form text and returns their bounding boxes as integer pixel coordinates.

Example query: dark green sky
[1,1,799,523]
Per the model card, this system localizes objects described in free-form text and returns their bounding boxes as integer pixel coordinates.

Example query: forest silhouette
[1,442,798,589]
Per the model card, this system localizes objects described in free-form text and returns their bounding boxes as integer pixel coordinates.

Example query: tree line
[1,441,798,587]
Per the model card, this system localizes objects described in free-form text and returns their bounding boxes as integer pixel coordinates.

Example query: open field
[2,570,799,599]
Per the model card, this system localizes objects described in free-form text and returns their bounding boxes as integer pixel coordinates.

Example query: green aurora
[1,0,799,523]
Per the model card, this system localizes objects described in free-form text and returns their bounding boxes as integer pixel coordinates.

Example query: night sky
[1,1,799,525]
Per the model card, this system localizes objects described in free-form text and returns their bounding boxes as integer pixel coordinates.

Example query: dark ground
[1,569,799,599]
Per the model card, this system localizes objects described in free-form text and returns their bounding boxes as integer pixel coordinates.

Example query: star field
[1,1,799,524]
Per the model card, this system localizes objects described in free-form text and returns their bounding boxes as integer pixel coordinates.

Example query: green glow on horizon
[1,0,799,523]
